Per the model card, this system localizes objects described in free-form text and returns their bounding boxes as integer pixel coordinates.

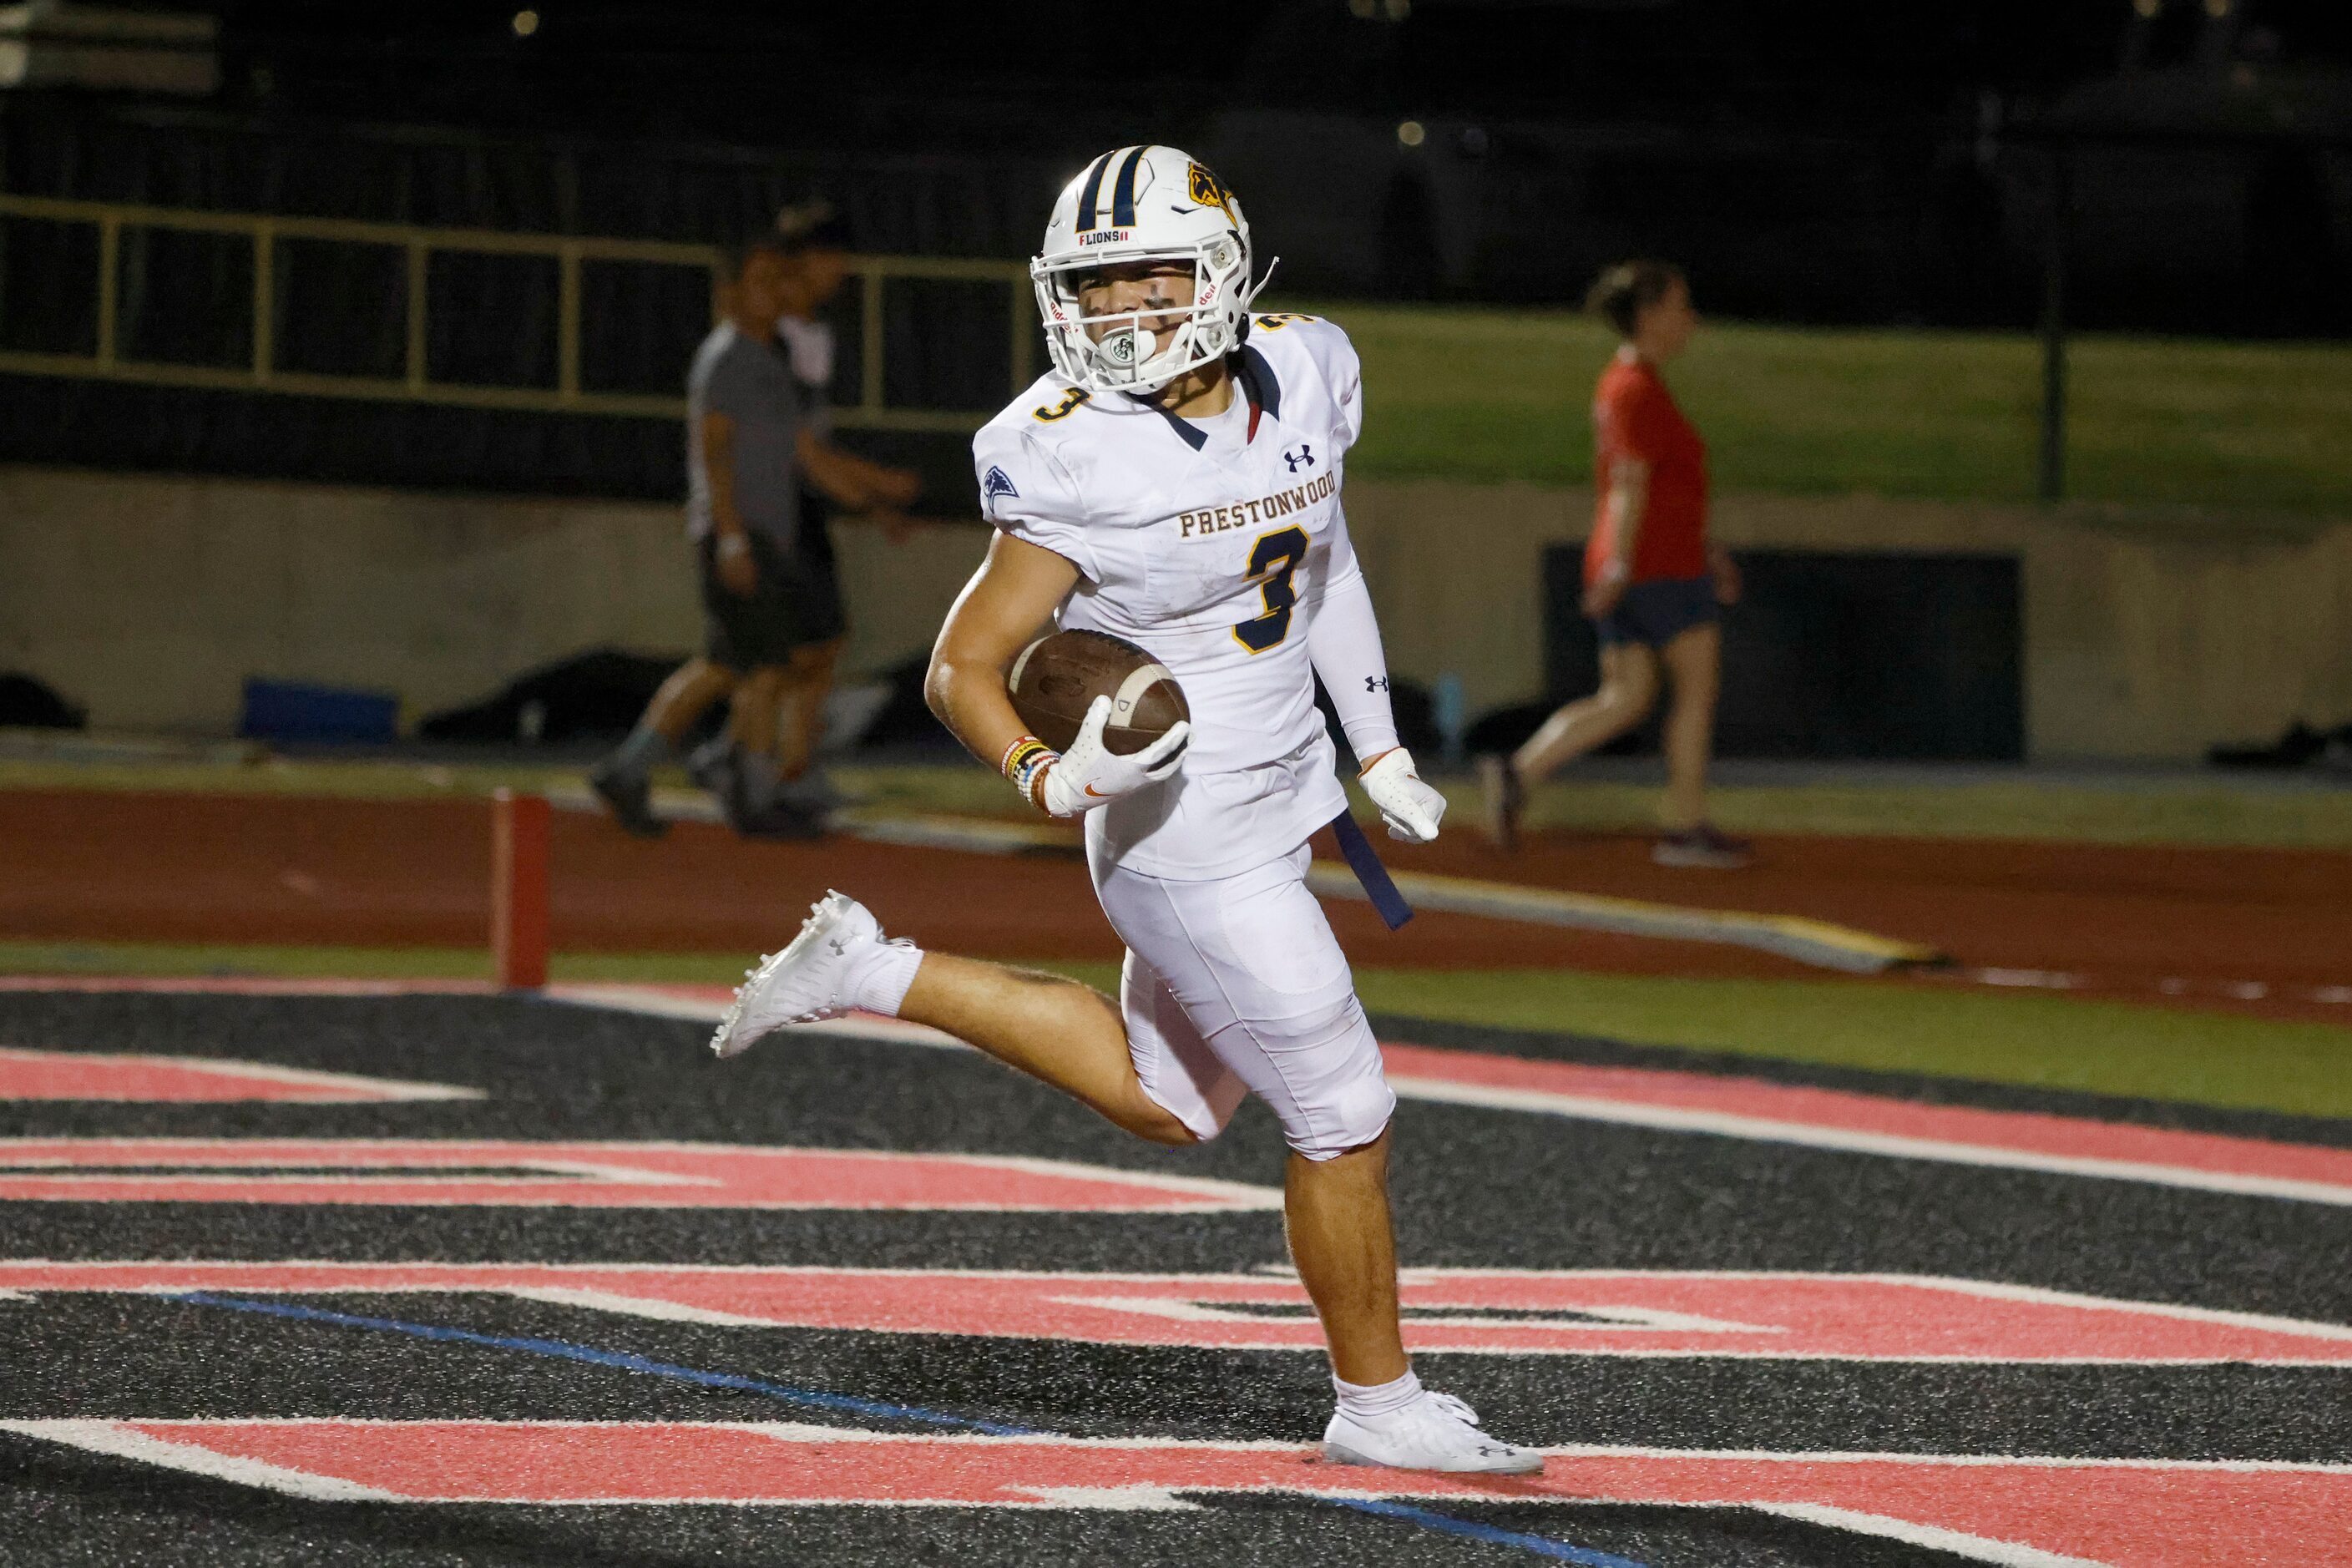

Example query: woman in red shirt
[1479,260,1748,867]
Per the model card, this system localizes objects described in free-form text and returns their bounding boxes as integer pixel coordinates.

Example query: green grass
[1347,969,2352,1120]
[8,753,2349,848]
[1439,778,2352,850]
[848,763,2352,851]
[0,940,749,984]
[0,756,589,803]
[1306,300,2352,514]
[9,940,2344,1120]
[1033,959,2352,1121]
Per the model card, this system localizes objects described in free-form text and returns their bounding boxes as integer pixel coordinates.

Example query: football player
[712,146,1540,1474]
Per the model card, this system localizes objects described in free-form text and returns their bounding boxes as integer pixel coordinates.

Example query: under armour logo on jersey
[1364,675,1388,693]
[982,466,1019,507]
[1282,444,1315,473]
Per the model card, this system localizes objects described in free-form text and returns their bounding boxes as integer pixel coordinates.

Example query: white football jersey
[974,313,1367,880]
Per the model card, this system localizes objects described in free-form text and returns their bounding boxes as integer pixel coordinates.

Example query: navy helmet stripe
[1075,150,1118,232]
[1110,146,1149,228]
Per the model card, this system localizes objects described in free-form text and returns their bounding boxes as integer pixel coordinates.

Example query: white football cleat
[710,890,894,1060]
[1323,1390,1544,1474]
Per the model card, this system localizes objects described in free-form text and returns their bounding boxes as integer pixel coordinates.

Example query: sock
[1333,1368,1423,1424]
[609,725,668,777]
[845,938,923,1018]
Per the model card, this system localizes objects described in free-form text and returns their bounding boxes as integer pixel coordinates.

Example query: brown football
[1007,629,1189,756]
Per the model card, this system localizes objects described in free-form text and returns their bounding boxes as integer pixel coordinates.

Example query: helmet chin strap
[1244,255,1279,309]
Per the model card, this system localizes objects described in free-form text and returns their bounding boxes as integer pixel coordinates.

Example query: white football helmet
[1031,144,1271,396]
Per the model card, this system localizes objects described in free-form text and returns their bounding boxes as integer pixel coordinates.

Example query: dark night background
[8,1,2349,332]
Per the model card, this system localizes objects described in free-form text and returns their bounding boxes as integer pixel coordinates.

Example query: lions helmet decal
[1186,163,1236,223]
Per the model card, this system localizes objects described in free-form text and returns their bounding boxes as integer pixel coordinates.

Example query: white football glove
[1359,747,1445,843]
[1039,695,1190,818]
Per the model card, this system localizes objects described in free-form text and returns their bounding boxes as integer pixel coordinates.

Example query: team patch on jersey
[982,466,1019,507]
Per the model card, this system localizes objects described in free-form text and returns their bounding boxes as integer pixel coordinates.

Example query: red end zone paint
[7,1261,2348,1364]
[0,1141,1280,1212]
[8,1420,2346,1565]
[0,1048,481,1103]
[554,994,2352,1207]
[0,978,493,996]
[1378,1044,2352,1206]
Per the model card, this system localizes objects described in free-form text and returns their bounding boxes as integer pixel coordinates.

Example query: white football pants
[1090,842,1395,1161]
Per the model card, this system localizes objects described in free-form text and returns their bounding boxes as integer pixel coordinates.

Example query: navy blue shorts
[1595,573,1718,649]
[699,531,847,670]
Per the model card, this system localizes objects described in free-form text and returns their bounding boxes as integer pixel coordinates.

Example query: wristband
[998,734,1059,815]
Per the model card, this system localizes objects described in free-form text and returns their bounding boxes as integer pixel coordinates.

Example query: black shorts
[1595,573,1718,649]
[699,530,847,670]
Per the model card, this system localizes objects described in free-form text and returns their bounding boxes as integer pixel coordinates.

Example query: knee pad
[1272,995,1395,1161]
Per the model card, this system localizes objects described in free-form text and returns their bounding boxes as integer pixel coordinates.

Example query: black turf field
[1,989,2347,1566]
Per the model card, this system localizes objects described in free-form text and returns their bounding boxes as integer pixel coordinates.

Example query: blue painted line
[170,1292,1039,1437]
[1326,1496,1651,1567]
[175,1293,1632,1564]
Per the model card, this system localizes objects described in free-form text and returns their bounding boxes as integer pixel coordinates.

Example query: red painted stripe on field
[0,1141,1278,1212]
[552,993,2352,1204]
[14,1420,2347,1565]
[0,1048,478,1103]
[1381,1043,2352,1202]
[0,977,493,996]
[6,1261,2346,1364]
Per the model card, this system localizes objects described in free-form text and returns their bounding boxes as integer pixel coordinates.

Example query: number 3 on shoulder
[1232,525,1308,654]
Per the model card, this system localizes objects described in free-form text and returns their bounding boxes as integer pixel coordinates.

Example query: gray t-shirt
[685,321,805,546]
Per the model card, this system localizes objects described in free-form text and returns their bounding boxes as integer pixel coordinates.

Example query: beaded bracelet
[998,734,1058,814]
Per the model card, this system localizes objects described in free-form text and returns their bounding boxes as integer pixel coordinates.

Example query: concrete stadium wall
[1346,483,2352,761]
[0,465,987,737]
[3,462,2345,759]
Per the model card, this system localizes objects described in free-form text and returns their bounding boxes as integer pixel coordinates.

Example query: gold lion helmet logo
[1187,163,1236,222]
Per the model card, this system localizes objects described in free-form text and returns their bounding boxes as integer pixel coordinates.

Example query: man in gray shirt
[591,221,917,837]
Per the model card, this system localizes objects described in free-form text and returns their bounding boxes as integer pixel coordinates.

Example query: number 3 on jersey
[1233,526,1308,653]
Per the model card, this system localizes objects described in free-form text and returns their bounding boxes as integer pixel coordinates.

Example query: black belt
[1328,810,1414,931]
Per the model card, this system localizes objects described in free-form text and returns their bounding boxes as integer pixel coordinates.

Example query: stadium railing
[0,190,1030,433]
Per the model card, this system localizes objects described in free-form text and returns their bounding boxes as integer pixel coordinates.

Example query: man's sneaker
[1323,1389,1544,1475]
[1652,823,1752,869]
[710,891,898,1059]
[1475,754,1523,851]
[587,758,667,839]
[722,765,827,841]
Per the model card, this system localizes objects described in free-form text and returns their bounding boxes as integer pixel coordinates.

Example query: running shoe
[711,891,903,1058]
[1651,824,1751,869]
[1475,754,1523,851]
[1323,1388,1545,1474]
[586,757,666,838]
